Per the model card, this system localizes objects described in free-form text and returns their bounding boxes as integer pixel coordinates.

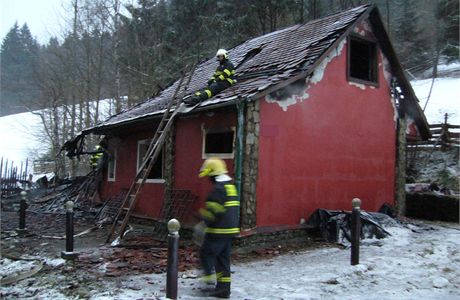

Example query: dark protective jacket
[191,59,236,103]
[90,145,104,168]
[209,59,236,86]
[199,180,240,237]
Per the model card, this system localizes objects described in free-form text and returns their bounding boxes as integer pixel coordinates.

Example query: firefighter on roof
[197,157,240,298]
[185,49,235,106]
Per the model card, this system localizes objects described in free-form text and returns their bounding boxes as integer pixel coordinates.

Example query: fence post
[166,218,180,300]
[351,198,361,265]
[16,188,29,235]
[61,201,79,260]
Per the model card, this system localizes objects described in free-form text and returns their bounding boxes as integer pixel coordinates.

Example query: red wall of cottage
[101,110,237,220]
[173,110,236,216]
[255,42,397,227]
[101,128,165,219]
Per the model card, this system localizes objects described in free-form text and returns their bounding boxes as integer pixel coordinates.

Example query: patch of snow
[31,172,55,182]
[0,111,44,164]
[1,221,459,299]
[0,258,39,278]
[89,221,460,300]
[43,258,66,268]
[411,77,460,124]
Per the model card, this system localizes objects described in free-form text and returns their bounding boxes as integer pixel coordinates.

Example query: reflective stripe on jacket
[200,180,240,237]
[210,59,235,86]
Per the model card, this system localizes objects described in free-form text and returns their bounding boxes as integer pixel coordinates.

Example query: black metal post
[17,189,28,235]
[351,198,361,265]
[61,201,78,260]
[66,207,74,252]
[166,219,180,300]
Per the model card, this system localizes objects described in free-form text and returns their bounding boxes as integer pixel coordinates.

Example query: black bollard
[61,201,78,260]
[16,189,29,235]
[166,218,181,300]
[351,198,361,265]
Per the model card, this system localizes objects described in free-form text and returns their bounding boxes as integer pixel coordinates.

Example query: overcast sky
[0,0,66,44]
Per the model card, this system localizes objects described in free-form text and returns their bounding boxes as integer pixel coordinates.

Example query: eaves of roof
[85,4,430,140]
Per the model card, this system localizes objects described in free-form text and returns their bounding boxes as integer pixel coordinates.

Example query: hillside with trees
[0,0,458,178]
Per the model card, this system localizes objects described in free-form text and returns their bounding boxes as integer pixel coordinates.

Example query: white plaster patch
[265,39,346,111]
[265,91,310,112]
[348,81,366,90]
[381,51,399,126]
[381,52,392,85]
[353,19,371,36]
[310,39,347,84]
[391,95,399,127]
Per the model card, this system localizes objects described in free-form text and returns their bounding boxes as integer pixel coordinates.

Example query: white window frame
[202,127,236,159]
[137,139,165,183]
[107,149,117,182]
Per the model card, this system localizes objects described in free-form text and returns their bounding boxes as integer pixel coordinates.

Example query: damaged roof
[88,4,430,139]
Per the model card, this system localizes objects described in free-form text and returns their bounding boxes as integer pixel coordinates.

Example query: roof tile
[96,5,369,129]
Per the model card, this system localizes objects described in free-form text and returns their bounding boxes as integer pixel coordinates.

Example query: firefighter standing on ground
[197,158,240,298]
[185,49,235,106]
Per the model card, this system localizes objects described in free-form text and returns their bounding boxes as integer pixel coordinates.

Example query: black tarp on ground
[306,208,397,245]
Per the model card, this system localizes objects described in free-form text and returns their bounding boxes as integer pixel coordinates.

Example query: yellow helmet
[216,49,228,59]
[199,157,228,178]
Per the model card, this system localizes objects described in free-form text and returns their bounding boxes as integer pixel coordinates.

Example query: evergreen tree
[392,0,429,72]
[1,23,23,115]
[435,0,459,61]
[0,23,40,116]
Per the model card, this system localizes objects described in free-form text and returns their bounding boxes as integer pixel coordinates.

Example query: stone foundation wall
[241,100,260,229]
[163,122,176,203]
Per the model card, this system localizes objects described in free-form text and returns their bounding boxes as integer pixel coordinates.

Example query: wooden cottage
[70,5,429,235]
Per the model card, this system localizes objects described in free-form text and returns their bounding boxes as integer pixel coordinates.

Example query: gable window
[137,139,164,182]
[348,36,378,85]
[203,127,235,159]
[107,150,117,182]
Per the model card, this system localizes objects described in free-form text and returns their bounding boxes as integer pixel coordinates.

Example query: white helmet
[216,49,228,59]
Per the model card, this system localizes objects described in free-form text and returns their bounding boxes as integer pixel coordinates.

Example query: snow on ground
[411,76,460,125]
[0,220,434,299]
[0,111,43,164]
[86,220,460,300]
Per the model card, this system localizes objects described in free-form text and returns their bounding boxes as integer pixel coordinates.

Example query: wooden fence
[408,114,460,151]
[0,157,30,198]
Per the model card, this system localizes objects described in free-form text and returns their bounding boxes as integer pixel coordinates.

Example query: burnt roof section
[88,4,430,139]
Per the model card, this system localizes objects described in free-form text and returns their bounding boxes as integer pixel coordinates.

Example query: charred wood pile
[23,169,107,219]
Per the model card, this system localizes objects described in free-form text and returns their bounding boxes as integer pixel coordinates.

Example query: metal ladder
[106,66,195,244]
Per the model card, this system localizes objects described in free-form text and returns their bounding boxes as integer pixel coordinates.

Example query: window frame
[202,127,236,159]
[136,139,165,183]
[107,149,117,182]
[347,34,379,87]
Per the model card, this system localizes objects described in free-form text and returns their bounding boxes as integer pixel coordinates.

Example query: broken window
[203,128,235,159]
[348,36,378,84]
[107,150,116,181]
[137,139,164,182]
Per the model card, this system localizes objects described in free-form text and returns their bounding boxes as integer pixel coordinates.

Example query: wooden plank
[429,124,460,129]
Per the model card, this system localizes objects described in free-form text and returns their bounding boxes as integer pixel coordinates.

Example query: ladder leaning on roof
[106,65,195,244]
